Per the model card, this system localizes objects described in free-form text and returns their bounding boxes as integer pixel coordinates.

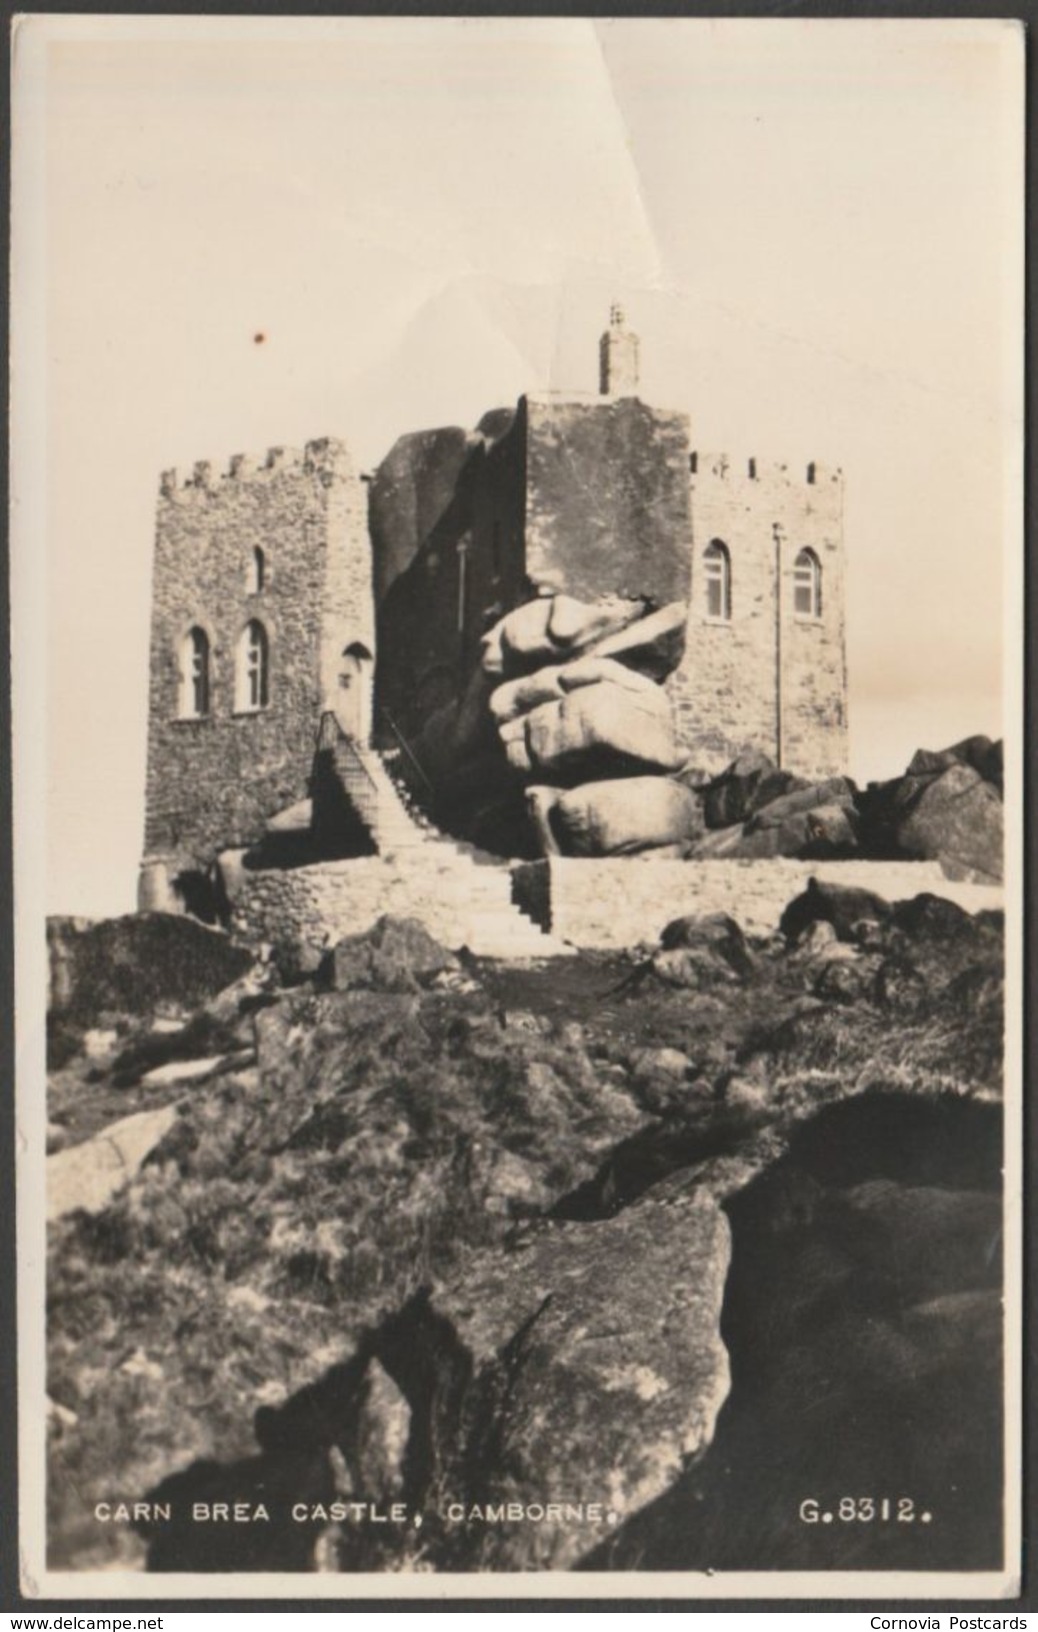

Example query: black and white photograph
[11,14,1024,1600]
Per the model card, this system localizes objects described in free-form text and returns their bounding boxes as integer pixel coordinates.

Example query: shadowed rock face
[364,399,696,863]
[45,896,1004,1576]
[779,878,893,943]
[47,914,256,1023]
[679,740,1004,879]
[368,1185,731,1570]
[584,1094,1003,1574]
[701,750,804,830]
[320,916,461,995]
[368,426,477,604]
[883,763,1004,882]
[46,914,257,1068]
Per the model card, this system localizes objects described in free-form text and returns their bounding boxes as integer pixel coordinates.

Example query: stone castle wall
[367,425,474,605]
[669,455,848,779]
[142,439,369,877]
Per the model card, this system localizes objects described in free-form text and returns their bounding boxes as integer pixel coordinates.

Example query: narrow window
[703,540,732,621]
[457,541,469,636]
[178,627,210,718]
[794,548,822,619]
[237,620,269,711]
[246,546,266,593]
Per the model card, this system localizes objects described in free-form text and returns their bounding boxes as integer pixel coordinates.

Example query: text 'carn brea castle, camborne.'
[140,308,847,908]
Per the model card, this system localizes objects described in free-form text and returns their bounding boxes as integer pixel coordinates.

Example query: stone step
[333,737,570,954]
[465,934,574,959]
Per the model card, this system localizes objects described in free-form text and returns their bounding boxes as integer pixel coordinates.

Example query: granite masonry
[139,309,858,939]
[228,853,1001,972]
[140,438,371,906]
[673,452,846,776]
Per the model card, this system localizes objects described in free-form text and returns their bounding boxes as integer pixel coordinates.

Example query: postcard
[11,14,1024,1602]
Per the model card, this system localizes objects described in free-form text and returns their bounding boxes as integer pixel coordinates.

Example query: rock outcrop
[699,749,805,830]
[532,776,703,858]
[369,1184,731,1570]
[680,739,1004,881]
[47,913,256,1024]
[779,877,893,943]
[320,915,461,994]
[47,914,258,1069]
[45,897,1005,1576]
[862,759,1004,883]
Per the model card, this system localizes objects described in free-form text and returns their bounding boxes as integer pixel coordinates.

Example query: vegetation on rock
[46,893,1004,1573]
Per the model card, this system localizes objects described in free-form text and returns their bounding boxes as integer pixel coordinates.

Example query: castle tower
[138,437,374,910]
[667,453,849,779]
[599,303,640,397]
[372,390,693,748]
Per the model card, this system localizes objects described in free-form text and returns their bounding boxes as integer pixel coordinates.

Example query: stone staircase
[315,715,571,958]
[415,849,573,959]
[336,736,437,856]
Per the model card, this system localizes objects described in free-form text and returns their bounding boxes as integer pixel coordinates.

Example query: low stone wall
[233,857,454,971]
[512,857,1004,948]
[227,850,559,970]
[231,851,1005,969]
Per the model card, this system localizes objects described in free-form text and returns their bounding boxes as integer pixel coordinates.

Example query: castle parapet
[690,452,843,487]
[158,441,360,501]
[305,437,354,479]
[263,446,301,474]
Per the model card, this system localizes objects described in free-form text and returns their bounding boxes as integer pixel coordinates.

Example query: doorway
[336,642,374,741]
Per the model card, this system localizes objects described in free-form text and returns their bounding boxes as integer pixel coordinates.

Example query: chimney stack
[599,303,640,397]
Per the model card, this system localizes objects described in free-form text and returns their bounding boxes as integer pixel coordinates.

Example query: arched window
[246,546,266,593]
[178,627,210,718]
[794,548,822,619]
[703,540,732,621]
[236,620,269,711]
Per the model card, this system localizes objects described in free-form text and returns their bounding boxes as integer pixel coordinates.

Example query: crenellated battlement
[144,424,372,878]
[159,437,354,498]
[681,427,848,778]
[689,452,842,487]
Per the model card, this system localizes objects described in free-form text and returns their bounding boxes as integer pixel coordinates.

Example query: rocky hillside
[46,888,1004,1575]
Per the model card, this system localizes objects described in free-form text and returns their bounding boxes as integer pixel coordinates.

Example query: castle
[139,309,847,913]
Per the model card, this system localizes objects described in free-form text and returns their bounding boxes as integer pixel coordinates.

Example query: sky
[12,16,1024,916]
